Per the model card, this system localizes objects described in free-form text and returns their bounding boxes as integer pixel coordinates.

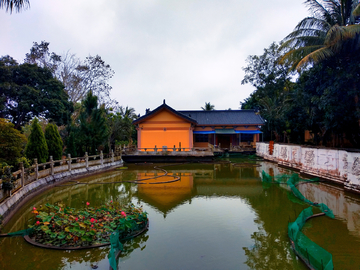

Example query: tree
[25,118,48,163]
[78,91,109,155]
[75,55,115,106]
[201,102,215,111]
[25,41,116,106]
[45,123,63,160]
[294,53,360,147]
[241,43,296,142]
[0,118,27,166]
[280,0,360,71]
[354,3,360,16]
[0,56,73,129]
[65,128,78,157]
[0,0,29,13]
[119,106,137,145]
[25,41,61,74]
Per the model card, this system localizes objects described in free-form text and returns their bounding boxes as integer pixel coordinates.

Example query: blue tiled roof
[178,110,264,125]
[133,101,264,126]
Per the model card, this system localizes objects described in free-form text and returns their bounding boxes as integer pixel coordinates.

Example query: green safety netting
[5,228,34,237]
[288,207,333,270]
[261,171,334,270]
[108,231,123,270]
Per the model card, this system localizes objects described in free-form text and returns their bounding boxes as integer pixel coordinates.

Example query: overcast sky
[1,0,308,115]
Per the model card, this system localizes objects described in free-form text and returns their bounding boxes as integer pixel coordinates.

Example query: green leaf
[40,225,49,232]
[55,220,63,226]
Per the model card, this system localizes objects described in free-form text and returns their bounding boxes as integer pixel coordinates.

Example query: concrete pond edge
[0,160,123,227]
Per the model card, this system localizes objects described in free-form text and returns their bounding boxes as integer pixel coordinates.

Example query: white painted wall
[256,142,360,193]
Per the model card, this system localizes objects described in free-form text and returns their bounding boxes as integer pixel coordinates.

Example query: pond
[1,158,360,270]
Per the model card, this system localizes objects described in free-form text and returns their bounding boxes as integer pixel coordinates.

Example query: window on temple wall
[241,134,253,143]
[195,134,209,142]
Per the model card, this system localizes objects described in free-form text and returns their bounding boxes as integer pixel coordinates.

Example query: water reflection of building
[136,164,264,216]
[136,172,194,217]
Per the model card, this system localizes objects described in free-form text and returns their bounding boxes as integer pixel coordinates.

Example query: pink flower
[91,224,94,228]
[75,217,78,221]
[90,218,95,223]
[86,202,90,206]
[110,200,113,203]
[33,207,36,211]
[36,221,40,225]
[121,211,126,217]
[59,207,61,211]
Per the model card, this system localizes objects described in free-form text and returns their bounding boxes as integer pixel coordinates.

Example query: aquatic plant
[28,201,148,247]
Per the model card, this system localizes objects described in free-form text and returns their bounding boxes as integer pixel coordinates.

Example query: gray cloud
[0,0,308,115]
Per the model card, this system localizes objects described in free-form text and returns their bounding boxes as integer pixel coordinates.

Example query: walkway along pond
[1,158,360,269]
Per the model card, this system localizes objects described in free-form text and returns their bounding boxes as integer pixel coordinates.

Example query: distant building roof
[178,110,264,126]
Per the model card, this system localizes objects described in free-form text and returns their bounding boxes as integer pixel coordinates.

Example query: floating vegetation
[26,202,148,248]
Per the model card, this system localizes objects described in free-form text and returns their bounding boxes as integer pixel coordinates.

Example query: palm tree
[201,102,215,111]
[354,3,360,16]
[119,106,137,120]
[0,0,29,13]
[119,106,137,145]
[280,0,360,71]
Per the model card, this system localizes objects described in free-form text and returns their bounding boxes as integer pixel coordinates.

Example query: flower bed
[26,201,148,248]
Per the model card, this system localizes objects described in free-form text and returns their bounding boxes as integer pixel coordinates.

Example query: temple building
[133,101,264,151]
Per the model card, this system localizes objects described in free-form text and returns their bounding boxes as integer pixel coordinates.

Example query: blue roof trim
[193,131,215,134]
[194,130,262,134]
[236,130,262,134]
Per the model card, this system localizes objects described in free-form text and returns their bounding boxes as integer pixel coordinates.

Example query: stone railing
[122,146,213,156]
[256,142,360,194]
[0,150,122,218]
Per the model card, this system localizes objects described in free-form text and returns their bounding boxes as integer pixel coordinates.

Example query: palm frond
[0,0,29,13]
[324,24,345,45]
[343,23,360,36]
[296,46,334,71]
[280,34,326,51]
[280,44,324,68]
[294,17,332,31]
[353,3,360,16]
[304,0,331,17]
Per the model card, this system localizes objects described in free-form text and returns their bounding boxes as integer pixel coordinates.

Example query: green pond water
[1,158,360,270]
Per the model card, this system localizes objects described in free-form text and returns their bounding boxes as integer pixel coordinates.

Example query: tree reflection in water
[2,161,360,269]
[243,185,306,270]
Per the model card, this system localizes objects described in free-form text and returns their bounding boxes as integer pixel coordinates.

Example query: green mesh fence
[108,231,123,270]
[6,228,34,237]
[286,175,334,218]
[262,171,334,270]
[288,207,334,270]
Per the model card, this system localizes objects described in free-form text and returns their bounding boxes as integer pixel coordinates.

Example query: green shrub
[0,118,27,166]
[25,118,49,163]
[45,123,63,160]
[15,157,31,168]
